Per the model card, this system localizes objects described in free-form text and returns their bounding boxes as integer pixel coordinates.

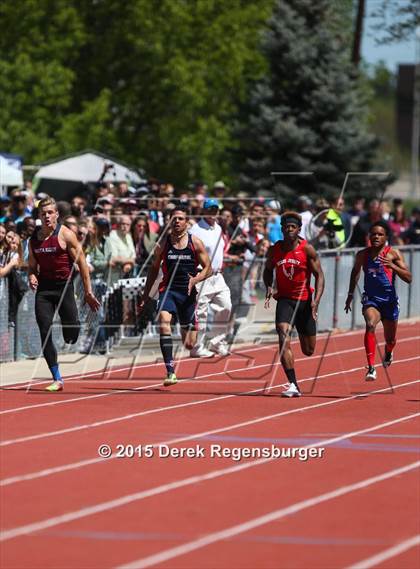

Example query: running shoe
[209,341,230,357]
[281,383,301,398]
[45,381,64,392]
[382,351,393,368]
[365,366,377,381]
[190,345,215,358]
[163,373,178,386]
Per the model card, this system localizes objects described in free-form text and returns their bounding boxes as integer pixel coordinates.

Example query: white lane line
[347,535,420,569]
[5,323,384,389]
[1,379,419,486]
[2,355,419,448]
[2,335,419,416]
[2,342,280,390]
[116,462,420,569]
[1,413,418,542]
[4,320,420,391]
[4,324,418,391]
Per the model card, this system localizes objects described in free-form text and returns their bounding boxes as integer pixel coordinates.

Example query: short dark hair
[171,205,188,217]
[369,220,390,237]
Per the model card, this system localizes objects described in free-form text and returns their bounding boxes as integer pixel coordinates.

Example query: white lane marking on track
[1,378,419,486]
[3,342,280,390]
[346,534,420,569]
[5,324,418,389]
[116,461,420,569]
[1,413,418,541]
[2,335,419,416]
[1,355,419,448]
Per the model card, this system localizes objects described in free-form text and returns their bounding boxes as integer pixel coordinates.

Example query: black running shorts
[275,297,316,337]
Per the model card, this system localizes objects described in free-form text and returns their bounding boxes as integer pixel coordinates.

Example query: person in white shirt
[108,215,136,285]
[189,198,232,357]
[297,196,314,240]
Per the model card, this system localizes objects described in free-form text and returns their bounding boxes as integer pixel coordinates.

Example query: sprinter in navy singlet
[345,221,412,381]
[138,206,212,386]
[28,197,100,391]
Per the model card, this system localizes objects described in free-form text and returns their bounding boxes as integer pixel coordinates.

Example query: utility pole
[411,26,420,199]
[352,0,366,68]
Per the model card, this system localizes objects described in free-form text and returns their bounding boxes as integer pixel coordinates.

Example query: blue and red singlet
[362,246,399,320]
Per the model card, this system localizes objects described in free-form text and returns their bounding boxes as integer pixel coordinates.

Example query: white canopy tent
[33,151,144,200]
[0,155,23,190]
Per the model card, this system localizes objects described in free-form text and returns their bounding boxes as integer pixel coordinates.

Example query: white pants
[195,273,232,347]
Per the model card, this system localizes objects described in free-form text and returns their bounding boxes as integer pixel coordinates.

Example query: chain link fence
[1,245,419,363]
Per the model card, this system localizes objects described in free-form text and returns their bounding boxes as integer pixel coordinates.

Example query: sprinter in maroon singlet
[29,196,100,391]
[264,211,325,397]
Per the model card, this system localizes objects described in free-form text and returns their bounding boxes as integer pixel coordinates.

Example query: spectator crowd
[1,176,419,338]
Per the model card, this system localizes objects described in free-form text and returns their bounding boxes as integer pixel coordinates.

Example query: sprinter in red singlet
[29,196,100,392]
[264,211,325,397]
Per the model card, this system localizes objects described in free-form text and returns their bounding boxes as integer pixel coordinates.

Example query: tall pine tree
[238,0,389,203]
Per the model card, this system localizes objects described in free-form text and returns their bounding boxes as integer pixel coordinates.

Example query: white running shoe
[365,366,377,381]
[209,341,230,357]
[190,346,215,358]
[281,383,301,398]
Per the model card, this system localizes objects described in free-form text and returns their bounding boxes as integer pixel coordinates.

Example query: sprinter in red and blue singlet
[345,221,412,381]
[138,206,212,386]
[28,197,100,392]
[264,211,325,397]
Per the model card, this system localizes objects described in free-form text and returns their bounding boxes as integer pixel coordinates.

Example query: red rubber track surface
[1,322,419,569]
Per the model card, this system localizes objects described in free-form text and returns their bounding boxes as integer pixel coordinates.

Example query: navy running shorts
[158,289,198,330]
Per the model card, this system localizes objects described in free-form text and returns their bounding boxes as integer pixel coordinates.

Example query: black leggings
[35,281,80,368]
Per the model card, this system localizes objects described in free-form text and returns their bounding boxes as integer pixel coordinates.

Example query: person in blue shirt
[265,200,283,244]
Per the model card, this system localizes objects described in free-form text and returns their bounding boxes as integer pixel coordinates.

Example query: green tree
[72,0,273,186]
[0,0,89,162]
[1,0,273,186]
[238,0,389,203]
[370,0,420,44]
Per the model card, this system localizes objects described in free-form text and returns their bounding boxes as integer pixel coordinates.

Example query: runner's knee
[365,321,376,333]
[302,345,314,356]
[277,327,290,346]
[63,324,80,344]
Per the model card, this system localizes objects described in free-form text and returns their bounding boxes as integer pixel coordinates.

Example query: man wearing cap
[264,211,325,397]
[189,198,232,357]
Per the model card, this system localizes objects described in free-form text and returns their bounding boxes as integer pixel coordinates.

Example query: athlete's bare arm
[28,241,39,290]
[189,236,212,295]
[305,244,325,320]
[345,249,364,313]
[138,243,163,309]
[379,248,412,284]
[63,227,100,311]
[263,245,275,309]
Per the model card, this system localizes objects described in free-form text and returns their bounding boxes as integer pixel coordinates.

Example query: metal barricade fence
[1,245,419,362]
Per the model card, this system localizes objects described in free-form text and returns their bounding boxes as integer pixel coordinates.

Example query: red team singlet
[31,225,73,282]
[271,239,312,300]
